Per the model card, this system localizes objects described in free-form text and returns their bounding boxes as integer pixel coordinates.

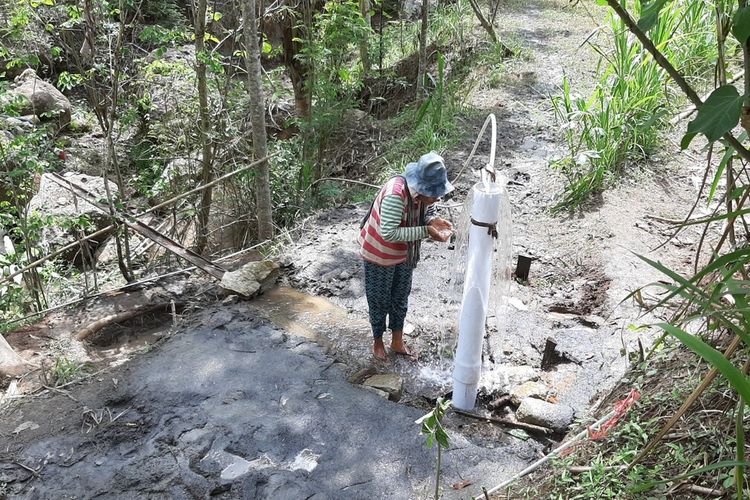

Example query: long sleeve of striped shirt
[379,195,428,242]
[424,203,438,224]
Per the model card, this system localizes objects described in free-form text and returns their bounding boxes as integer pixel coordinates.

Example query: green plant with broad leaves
[416,397,451,500]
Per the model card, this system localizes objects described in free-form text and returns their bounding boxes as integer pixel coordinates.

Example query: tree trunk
[359,0,371,76]
[281,10,311,119]
[467,0,512,57]
[194,0,215,255]
[416,0,428,98]
[242,0,274,241]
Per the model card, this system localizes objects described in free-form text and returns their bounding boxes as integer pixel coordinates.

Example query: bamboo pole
[137,154,274,217]
[0,225,115,288]
[0,154,274,289]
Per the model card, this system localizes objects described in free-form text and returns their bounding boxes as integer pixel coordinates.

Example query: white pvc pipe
[452,182,503,410]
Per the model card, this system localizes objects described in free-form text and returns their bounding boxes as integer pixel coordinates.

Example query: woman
[359,152,454,361]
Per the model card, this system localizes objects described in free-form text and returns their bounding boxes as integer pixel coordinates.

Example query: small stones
[12,421,38,434]
[288,449,321,473]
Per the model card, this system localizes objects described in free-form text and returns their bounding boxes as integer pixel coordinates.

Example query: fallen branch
[48,173,227,280]
[137,154,274,217]
[453,408,554,435]
[309,177,379,189]
[488,394,512,409]
[474,409,616,499]
[74,303,174,341]
[4,242,267,328]
[0,225,115,289]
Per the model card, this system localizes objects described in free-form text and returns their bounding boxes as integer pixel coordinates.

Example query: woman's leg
[388,263,414,355]
[363,260,395,359]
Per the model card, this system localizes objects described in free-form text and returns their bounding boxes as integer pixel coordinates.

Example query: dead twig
[453,409,554,435]
[10,460,42,478]
[40,385,80,403]
[73,303,175,341]
[682,484,725,497]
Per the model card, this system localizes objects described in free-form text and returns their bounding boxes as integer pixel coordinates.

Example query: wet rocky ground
[0,303,544,499]
[0,1,707,498]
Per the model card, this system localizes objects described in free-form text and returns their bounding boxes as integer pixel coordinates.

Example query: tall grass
[551,0,719,210]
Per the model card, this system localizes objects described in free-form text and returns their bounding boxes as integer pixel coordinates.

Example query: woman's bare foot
[373,338,387,361]
[390,330,417,359]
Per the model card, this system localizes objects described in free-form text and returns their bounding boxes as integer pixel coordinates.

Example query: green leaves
[416,398,451,449]
[732,6,750,45]
[637,0,669,32]
[681,85,744,149]
[658,323,750,405]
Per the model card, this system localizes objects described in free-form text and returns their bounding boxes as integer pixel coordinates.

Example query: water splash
[445,180,513,361]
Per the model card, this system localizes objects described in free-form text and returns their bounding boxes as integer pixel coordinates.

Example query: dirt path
[0,1,703,499]
[288,0,697,413]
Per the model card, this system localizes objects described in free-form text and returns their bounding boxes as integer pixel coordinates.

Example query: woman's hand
[427,218,453,242]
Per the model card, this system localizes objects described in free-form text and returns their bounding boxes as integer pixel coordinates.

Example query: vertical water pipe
[451,182,502,410]
[451,113,501,411]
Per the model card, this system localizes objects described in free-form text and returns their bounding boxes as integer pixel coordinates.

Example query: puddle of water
[252,287,369,343]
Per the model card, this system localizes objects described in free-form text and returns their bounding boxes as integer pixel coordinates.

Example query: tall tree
[280,2,312,119]
[359,0,371,76]
[194,0,215,254]
[242,0,274,240]
[416,0,428,98]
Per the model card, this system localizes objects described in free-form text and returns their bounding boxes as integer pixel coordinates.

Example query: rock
[363,373,403,402]
[9,69,72,125]
[220,260,280,297]
[361,386,389,399]
[27,173,117,263]
[510,381,550,406]
[516,397,574,432]
[347,367,377,384]
[139,46,196,124]
[0,335,28,379]
[288,449,320,473]
[508,297,528,311]
[63,134,105,176]
[13,421,39,434]
[95,233,144,266]
[150,155,201,197]
[221,294,240,305]
[499,365,537,389]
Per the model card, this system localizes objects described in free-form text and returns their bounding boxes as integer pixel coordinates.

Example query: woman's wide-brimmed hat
[403,152,454,198]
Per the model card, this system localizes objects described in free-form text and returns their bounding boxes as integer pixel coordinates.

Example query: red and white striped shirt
[358,176,430,266]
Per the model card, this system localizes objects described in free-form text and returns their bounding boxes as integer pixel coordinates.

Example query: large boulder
[26,173,117,263]
[0,335,28,379]
[139,46,196,125]
[62,133,105,176]
[9,69,72,125]
[220,260,280,297]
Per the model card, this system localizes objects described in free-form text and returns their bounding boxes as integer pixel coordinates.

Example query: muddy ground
[0,0,709,498]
